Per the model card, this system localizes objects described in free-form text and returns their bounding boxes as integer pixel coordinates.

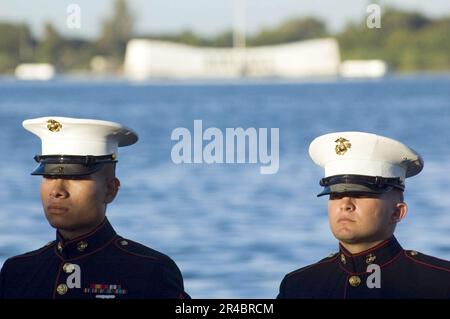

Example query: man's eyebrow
[330,193,382,199]
[43,175,92,180]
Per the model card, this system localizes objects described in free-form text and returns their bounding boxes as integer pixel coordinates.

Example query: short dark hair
[389,189,404,202]
[98,162,116,180]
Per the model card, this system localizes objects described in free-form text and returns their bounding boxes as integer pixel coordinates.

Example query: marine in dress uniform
[277,132,450,299]
[0,117,190,299]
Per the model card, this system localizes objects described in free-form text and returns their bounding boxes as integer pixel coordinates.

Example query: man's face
[40,168,114,233]
[328,192,403,244]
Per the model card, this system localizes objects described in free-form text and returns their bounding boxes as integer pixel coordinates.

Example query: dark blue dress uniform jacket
[277,237,450,299]
[0,219,190,299]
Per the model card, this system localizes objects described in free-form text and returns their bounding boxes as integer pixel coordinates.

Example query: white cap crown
[23,116,138,158]
[309,131,423,181]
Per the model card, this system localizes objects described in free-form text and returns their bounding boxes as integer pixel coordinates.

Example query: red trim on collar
[338,251,403,275]
[57,218,107,245]
[339,237,393,257]
[55,235,118,262]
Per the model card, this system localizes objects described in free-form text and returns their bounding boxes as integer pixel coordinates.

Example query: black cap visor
[31,155,116,177]
[317,174,404,197]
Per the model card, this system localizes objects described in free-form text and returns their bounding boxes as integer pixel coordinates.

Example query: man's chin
[45,214,75,231]
[333,229,360,244]
[334,232,385,246]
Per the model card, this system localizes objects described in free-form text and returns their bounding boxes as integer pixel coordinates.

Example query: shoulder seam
[113,238,163,261]
[286,254,339,278]
[7,241,56,260]
[406,250,450,264]
[404,251,450,273]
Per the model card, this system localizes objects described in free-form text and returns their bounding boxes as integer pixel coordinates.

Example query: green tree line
[337,8,450,71]
[0,1,448,73]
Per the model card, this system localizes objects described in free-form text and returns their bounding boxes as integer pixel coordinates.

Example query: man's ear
[105,177,120,204]
[391,201,407,224]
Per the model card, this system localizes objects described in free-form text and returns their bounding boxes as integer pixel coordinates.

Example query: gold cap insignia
[47,119,62,132]
[335,137,351,155]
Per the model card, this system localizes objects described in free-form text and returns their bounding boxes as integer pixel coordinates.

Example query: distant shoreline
[1,71,450,85]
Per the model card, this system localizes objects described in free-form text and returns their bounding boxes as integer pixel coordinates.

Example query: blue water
[0,75,449,298]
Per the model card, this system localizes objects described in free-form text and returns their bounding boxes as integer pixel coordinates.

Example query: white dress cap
[23,116,138,158]
[309,131,423,180]
[308,132,423,196]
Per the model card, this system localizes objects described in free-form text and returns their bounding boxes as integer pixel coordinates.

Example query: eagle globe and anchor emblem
[335,137,351,155]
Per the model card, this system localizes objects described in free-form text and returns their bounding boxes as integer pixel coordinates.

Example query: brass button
[410,250,418,256]
[57,242,63,252]
[63,263,74,274]
[120,240,128,246]
[366,253,376,264]
[349,276,361,287]
[340,254,347,264]
[77,241,88,252]
[56,283,68,295]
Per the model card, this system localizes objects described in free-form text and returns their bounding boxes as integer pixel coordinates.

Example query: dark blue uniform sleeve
[276,275,287,299]
[156,260,190,299]
[0,260,8,299]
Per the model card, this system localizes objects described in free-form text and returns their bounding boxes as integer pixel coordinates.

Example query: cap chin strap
[320,174,405,191]
[34,154,116,166]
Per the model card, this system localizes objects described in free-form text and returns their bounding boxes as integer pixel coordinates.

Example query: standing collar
[55,218,117,260]
[338,236,403,274]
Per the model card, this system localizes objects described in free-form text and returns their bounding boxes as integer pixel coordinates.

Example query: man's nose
[339,197,355,212]
[50,179,69,199]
